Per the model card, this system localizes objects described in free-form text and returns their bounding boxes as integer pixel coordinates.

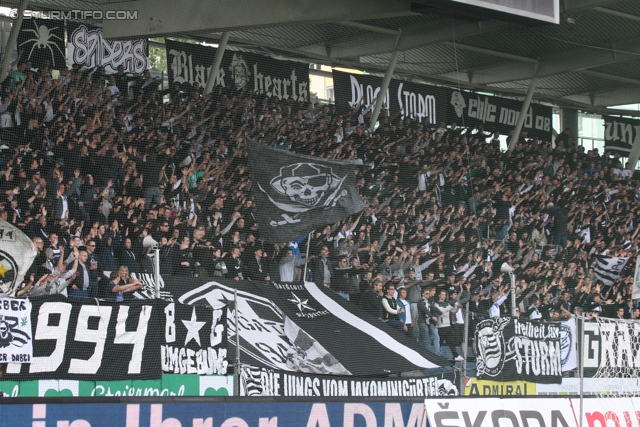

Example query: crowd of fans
[1,56,640,360]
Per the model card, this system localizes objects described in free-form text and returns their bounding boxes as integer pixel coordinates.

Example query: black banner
[161,302,228,375]
[332,70,449,125]
[247,140,366,244]
[165,40,309,100]
[447,90,553,141]
[67,22,149,73]
[6,296,165,380]
[475,317,561,383]
[604,116,640,157]
[240,365,458,397]
[162,277,453,375]
[17,19,66,69]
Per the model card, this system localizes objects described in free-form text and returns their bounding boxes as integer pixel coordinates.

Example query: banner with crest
[164,40,309,101]
[475,317,562,384]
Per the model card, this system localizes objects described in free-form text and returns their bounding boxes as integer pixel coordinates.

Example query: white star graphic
[288,292,315,312]
[182,307,206,347]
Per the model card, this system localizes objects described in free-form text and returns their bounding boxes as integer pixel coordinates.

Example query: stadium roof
[4,0,640,114]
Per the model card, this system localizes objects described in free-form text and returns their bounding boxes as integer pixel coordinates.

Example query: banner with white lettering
[67,22,149,73]
[604,116,640,157]
[165,39,309,100]
[0,298,32,364]
[239,365,458,397]
[5,296,164,380]
[161,302,228,376]
[447,91,553,141]
[331,70,449,125]
[169,277,453,375]
[475,317,562,383]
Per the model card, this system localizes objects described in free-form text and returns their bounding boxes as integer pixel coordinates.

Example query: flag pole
[305,232,311,281]
[234,287,241,396]
[579,313,585,427]
[461,301,470,392]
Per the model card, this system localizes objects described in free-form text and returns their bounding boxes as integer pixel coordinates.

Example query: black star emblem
[218,293,236,311]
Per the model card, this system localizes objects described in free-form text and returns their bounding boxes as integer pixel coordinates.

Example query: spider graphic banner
[17,18,66,69]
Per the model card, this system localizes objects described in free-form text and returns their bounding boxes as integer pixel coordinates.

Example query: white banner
[426,397,640,427]
[537,378,640,395]
[633,255,640,299]
[0,298,32,363]
[571,398,640,427]
[561,319,577,371]
[67,24,148,74]
[425,398,577,427]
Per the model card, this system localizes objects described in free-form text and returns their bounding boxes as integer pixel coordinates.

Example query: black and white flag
[475,317,562,383]
[258,281,452,375]
[17,19,66,69]
[0,219,37,297]
[604,116,640,157]
[173,277,452,375]
[633,255,640,300]
[247,140,366,243]
[592,256,629,287]
[161,302,228,375]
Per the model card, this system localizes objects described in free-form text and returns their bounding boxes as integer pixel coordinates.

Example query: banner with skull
[475,317,562,384]
[17,19,66,70]
[247,140,367,244]
[165,40,309,100]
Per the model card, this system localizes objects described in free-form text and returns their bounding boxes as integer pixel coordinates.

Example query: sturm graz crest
[475,317,509,377]
[229,53,250,89]
[260,163,348,220]
[560,322,572,367]
[0,250,18,294]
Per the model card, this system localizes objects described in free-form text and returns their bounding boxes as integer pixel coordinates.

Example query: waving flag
[592,256,629,287]
[247,140,366,243]
[0,220,37,296]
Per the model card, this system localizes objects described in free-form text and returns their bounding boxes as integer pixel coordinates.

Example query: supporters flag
[592,256,629,287]
[175,278,452,375]
[633,255,640,300]
[0,219,37,296]
[247,140,366,243]
[603,116,640,157]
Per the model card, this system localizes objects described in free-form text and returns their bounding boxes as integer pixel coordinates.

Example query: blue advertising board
[0,400,427,427]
